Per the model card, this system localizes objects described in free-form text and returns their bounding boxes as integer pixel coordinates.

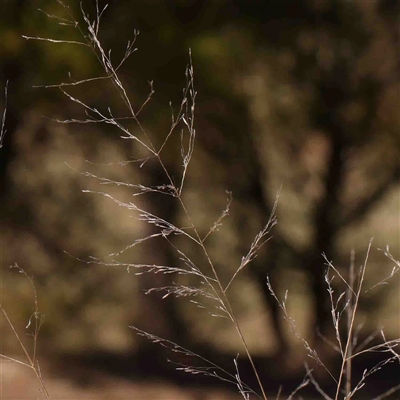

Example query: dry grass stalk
[268,241,400,399]
[1,1,398,399]
[0,265,50,400]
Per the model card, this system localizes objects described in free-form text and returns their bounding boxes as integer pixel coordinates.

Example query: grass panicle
[1,1,398,399]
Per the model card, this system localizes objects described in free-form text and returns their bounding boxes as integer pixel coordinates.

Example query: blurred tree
[1,0,399,362]
[242,0,399,348]
[161,0,400,352]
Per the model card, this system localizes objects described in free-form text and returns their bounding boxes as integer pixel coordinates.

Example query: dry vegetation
[1,2,399,400]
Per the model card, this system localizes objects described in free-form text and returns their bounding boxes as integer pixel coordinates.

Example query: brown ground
[2,345,399,400]
[1,359,246,400]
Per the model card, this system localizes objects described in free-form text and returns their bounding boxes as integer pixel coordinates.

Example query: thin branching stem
[177,196,269,400]
[334,240,372,400]
[1,265,51,400]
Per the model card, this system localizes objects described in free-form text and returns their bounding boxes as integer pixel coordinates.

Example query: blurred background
[1,0,399,398]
